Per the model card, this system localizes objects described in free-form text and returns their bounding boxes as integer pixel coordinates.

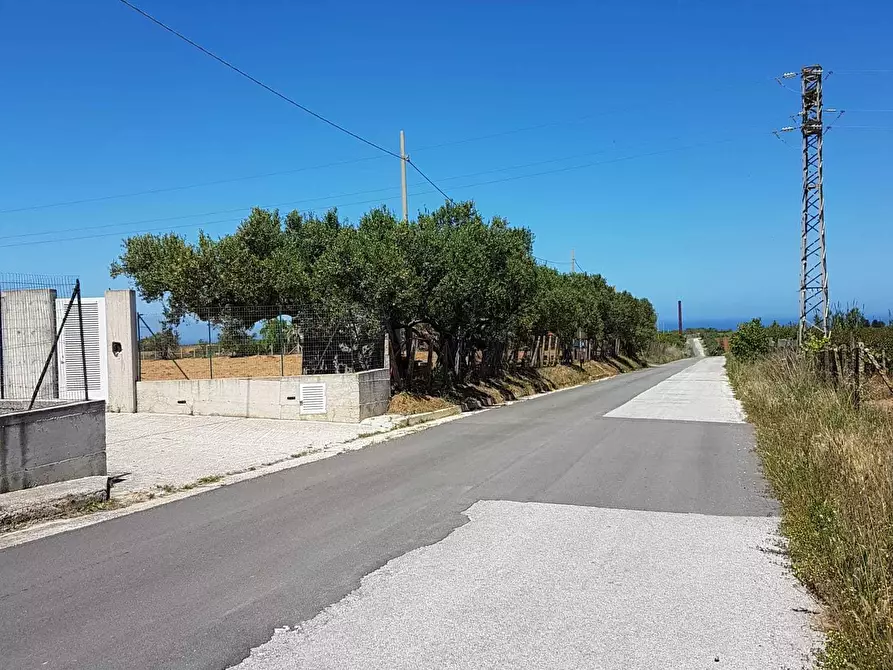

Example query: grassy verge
[727,353,893,668]
[389,356,645,414]
[644,340,689,365]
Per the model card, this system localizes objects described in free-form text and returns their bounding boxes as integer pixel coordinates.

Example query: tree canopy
[111,201,658,386]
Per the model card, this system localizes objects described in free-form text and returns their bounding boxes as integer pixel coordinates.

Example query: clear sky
[1,0,891,328]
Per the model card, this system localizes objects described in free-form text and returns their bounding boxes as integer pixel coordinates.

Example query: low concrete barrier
[0,400,107,493]
[0,475,108,532]
[136,368,390,423]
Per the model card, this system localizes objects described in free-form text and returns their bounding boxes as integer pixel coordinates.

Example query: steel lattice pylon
[798,64,829,343]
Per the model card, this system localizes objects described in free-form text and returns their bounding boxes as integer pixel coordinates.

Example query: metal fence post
[29,282,79,410]
[208,320,213,379]
[137,312,142,382]
[75,280,89,401]
[278,307,284,377]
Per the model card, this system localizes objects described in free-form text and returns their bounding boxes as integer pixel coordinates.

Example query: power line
[832,69,893,75]
[451,135,742,190]
[0,70,801,215]
[831,125,893,131]
[18,121,877,249]
[0,184,407,241]
[0,133,725,241]
[117,0,402,160]
[0,146,620,240]
[0,113,628,216]
[0,131,773,246]
[0,130,650,219]
[0,190,414,249]
[0,154,386,215]
[0,217,243,249]
[534,256,571,266]
[406,160,453,203]
[117,0,461,210]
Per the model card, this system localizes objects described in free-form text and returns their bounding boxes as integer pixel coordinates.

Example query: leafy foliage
[112,202,658,386]
[729,318,772,361]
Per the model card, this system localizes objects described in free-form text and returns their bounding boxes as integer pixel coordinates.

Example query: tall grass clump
[645,331,690,364]
[728,352,893,668]
[644,340,686,364]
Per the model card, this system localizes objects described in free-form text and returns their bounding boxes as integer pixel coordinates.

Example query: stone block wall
[358,368,390,419]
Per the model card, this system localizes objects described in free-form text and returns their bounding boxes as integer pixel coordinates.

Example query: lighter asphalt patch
[605,356,746,424]
[233,500,820,670]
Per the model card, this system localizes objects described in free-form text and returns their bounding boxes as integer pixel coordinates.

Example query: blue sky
[1,0,891,328]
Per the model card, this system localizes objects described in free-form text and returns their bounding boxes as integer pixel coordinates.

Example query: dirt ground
[140,354,304,381]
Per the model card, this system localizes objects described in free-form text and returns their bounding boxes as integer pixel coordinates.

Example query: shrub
[729,318,771,361]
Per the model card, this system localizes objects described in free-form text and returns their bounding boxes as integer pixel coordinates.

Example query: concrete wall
[105,290,138,412]
[136,369,390,423]
[0,400,107,493]
[1,289,58,400]
[358,368,390,419]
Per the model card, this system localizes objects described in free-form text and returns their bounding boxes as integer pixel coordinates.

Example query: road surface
[0,357,819,669]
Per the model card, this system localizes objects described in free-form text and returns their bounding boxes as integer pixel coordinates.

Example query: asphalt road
[0,359,783,670]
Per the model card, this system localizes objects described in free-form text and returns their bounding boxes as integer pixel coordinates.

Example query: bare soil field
[140,354,304,381]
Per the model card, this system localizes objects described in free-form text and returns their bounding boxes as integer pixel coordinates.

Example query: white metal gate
[55,297,108,400]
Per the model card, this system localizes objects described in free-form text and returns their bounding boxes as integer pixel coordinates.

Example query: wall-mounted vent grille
[299,383,326,414]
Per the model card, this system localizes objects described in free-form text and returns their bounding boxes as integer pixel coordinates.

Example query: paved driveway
[106,414,366,495]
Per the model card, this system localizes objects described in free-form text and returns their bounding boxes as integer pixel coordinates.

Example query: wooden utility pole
[571,249,575,273]
[400,130,408,222]
[677,300,683,335]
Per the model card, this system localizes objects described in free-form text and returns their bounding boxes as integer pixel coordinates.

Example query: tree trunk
[406,327,416,390]
[386,321,408,390]
[426,338,434,391]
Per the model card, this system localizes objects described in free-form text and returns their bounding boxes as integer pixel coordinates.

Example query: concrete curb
[394,406,461,427]
[0,476,109,533]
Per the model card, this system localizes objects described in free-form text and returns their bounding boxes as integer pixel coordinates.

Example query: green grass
[728,353,893,668]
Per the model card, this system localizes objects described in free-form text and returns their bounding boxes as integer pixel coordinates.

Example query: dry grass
[388,363,623,416]
[463,358,641,406]
[728,353,893,669]
[644,341,688,365]
[388,393,455,415]
[140,354,304,380]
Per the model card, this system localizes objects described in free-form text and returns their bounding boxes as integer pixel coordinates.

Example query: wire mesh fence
[0,273,87,406]
[137,306,385,380]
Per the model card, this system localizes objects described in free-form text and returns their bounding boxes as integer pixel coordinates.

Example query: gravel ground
[606,355,745,423]
[233,500,821,670]
[106,414,366,494]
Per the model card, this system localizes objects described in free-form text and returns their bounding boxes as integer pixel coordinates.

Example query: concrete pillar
[1,289,58,399]
[105,289,139,412]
